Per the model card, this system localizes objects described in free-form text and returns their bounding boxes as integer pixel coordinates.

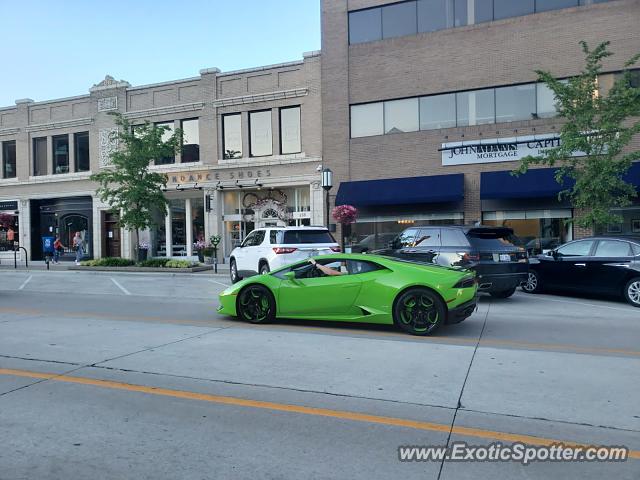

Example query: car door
[389,228,419,258]
[587,239,634,294]
[438,228,471,267]
[277,259,363,316]
[409,227,441,263]
[543,239,596,290]
[234,231,257,272]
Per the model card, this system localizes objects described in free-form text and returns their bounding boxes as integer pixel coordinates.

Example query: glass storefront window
[191,197,205,243]
[169,199,186,256]
[597,206,640,236]
[0,211,19,252]
[151,207,166,257]
[482,209,573,254]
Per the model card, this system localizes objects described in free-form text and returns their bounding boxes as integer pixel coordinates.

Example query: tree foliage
[515,41,640,229]
[91,113,182,248]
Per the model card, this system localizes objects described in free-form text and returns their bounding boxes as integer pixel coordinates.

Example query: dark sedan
[522,236,640,307]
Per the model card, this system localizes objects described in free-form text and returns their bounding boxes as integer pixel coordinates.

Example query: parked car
[350,233,398,253]
[218,253,478,336]
[229,226,340,283]
[378,225,528,298]
[522,236,640,307]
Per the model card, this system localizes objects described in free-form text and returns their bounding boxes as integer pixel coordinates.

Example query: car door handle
[574,263,586,267]
[402,249,417,253]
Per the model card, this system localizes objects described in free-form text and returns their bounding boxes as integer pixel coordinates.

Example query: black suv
[379,225,528,298]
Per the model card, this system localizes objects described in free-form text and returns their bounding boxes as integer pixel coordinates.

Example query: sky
[0,0,321,107]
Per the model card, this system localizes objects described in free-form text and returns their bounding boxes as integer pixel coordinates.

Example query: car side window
[556,240,594,257]
[594,240,632,257]
[346,260,383,275]
[441,229,469,247]
[414,228,441,247]
[253,230,266,246]
[241,232,256,248]
[396,228,419,248]
[270,230,282,244]
[632,243,640,256]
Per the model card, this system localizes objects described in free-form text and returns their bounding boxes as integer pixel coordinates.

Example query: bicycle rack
[14,247,28,269]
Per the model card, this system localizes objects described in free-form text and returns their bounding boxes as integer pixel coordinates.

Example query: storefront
[0,200,19,256]
[30,196,93,261]
[335,174,465,252]
[480,168,574,254]
[596,162,640,236]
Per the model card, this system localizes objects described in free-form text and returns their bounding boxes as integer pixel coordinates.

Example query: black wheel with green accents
[393,288,445,336]
[237,285,276,324]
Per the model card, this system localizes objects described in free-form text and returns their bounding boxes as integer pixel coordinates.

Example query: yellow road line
[1,367,638,460]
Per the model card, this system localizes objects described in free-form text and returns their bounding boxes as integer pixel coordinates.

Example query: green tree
[91,113,182,257]
[515,41,640,230]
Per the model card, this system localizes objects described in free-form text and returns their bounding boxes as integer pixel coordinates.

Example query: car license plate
[499,254,511,262]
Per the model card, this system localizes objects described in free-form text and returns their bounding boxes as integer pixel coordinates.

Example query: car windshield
[279,230,336,244]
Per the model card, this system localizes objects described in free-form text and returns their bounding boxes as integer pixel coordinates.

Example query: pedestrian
[53,236,66,264]
[73,232,84,265]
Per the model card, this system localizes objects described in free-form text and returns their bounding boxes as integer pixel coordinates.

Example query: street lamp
[321,168,333,228]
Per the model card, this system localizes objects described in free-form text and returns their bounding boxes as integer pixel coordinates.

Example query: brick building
[0,51,323,262]
[321,0,640,251]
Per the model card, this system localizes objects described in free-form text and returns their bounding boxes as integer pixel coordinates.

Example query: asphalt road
[0,270,638,479]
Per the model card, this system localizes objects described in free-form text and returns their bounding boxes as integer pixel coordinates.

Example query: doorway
[102,212,121,258]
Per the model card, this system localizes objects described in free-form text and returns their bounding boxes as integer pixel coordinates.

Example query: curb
[68,265,214,273]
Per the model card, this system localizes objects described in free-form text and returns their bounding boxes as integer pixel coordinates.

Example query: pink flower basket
[332,205,358,225]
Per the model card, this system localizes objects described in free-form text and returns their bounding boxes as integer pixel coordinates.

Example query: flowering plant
[138,242,150,250]
[193,239,208,251]
[332,205,358,225]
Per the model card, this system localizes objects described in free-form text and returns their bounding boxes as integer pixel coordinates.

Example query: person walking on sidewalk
[53,236,66,264]
[73,232,84,265]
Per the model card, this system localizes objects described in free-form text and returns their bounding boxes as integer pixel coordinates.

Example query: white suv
[229,226,340,283]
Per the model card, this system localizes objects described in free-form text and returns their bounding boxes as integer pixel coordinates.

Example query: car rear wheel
[521,271,542,294]
[230,259,242,284]
[259,262,270,275]
[490,287,516,299]
[623,277,640,308]
[393,288,445,336]
[237,285,276,323]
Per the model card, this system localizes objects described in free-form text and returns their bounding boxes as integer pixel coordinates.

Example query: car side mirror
[551,250,559,259]
[284,271,300,283]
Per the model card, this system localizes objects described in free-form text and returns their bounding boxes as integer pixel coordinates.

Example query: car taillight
[330,246,341,252]
[273,247,297,254]
[460,252,480,262]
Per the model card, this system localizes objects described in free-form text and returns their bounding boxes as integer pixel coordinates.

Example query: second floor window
[75,132,90,172]
[2,141,16,179]
[53,135,69,174]
[222,113,242,159]
[181,118,199,163]
[33,137,48,176]
[249,110,273,157]
[155,121,175,165]
[279,106,301,154]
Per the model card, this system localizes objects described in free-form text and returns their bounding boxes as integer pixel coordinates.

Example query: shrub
[165,260,196,268]
[138,258,170,268]
[81,257,135,267]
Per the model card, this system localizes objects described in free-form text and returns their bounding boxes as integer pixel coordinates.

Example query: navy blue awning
[481,163,640,200]
[481,168,574,199]
[335,174,464,207]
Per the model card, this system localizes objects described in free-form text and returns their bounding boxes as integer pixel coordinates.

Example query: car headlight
[453,276,476,289]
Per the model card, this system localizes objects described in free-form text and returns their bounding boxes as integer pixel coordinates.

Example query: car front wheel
[259,263,270,275]
[521,270,542,294]
[393,288,445,336]
[623,277,640,307]
[237,285,276,323]
[230,259,242,284]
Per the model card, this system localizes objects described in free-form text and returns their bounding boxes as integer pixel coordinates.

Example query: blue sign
[42,236,55,254]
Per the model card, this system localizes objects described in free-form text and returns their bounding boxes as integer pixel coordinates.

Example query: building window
[419,93,456,130]
[279,106,301,154]
[351,103,384,138]
[222,114,242,159]
[52,135,69,174]
[181,118,199,163]
[418,0,454,32]
[384,98,419,134]
[74,132,90,172]
[456,89,495,126]
[536,0,578,12]
[536,83,558,118]
[33,137,48,176]
[493,0,535,20]
[382,1,417,39]
[249,110,273,157]
[155,121,175,165]
[2,141,16,179]
[495,84,536,123]
[0,211,19,251]
[349,8,382,44]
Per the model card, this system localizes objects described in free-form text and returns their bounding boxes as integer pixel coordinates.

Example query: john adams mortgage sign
[441,134,575,166]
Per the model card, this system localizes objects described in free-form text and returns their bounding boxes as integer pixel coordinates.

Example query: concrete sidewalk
[0,260,230,274]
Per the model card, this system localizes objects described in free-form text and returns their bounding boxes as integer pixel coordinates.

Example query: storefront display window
[169,199,186,256]
[597,206,640,236]
[483,209,572,254]
[191,197,205,243]
[0,211,19,252]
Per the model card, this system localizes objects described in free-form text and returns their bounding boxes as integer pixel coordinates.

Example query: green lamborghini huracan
[217,253,478,336]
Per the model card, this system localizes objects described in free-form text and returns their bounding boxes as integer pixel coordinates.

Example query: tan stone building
[0,51,324,262]
[321,0,640,251]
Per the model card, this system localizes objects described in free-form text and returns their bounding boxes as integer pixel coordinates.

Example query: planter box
[69,265,213,273]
